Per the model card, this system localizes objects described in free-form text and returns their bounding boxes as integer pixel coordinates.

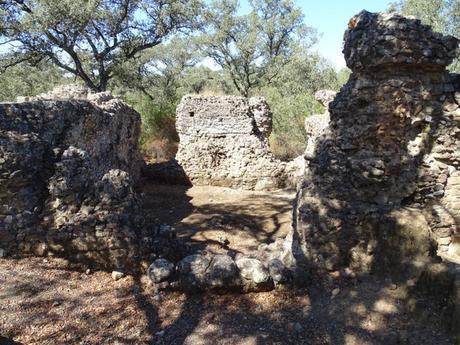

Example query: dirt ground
[142,183,294,255]
[0,257,455,345]
[0,184,456,344]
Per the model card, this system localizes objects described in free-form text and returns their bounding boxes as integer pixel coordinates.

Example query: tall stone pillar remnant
[294,11,460,273]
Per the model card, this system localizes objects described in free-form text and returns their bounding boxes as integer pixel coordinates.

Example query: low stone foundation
[148,251,293,293]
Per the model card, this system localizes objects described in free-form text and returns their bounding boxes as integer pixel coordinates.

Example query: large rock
[0,85,146,269]
[148,258,175,283]
[293,11,460,274]
[177,253,213,290]
[177,253,241,291]
[207,254,240,289]
[235,256,273,291]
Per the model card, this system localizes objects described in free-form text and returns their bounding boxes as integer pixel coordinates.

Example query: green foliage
[263,87,324,159]
[0,0,204,91]
[180,67,237,96]
[201,0,317,97]
[113,37,201,103]
[123,92,177,145]
[256,54,344,159]
[268,53,342,94]
[123,92,180,161]
[336,68,352,87]
[0,61,67,101]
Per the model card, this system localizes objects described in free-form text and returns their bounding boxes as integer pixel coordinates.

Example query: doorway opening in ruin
[141,95,300,258]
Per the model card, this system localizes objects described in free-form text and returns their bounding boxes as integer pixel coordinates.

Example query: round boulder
[236,257,273,291]
[177,254,212,290]
[148,258,175,283]
[207,254,240,289]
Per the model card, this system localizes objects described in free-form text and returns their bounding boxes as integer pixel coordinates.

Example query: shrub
[263,88,324,160]
[123,93,179,162]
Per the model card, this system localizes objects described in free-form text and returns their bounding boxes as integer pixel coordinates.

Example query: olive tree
[0,0,203,91]
[200,0,317,97]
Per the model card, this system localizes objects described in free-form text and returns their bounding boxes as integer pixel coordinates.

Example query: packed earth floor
[142,183,294,256]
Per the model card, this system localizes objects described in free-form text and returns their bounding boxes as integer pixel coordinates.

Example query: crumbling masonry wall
[175,95,296,190]
[294,11,460,273]
[0,86,148,269]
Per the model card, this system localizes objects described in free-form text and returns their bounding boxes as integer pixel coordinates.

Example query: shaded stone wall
[293,11,460,273]
[175,95,295,190]
[0,86,148,269]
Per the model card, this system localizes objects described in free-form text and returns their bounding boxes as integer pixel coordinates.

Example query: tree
[114,37,200,102]
[266,52,343,95]
[258,53,341,159]
[0,59,67,101]
[201,0,317,97]
[0,0,203,91]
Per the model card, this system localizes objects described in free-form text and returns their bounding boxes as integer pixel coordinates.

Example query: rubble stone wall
[175,95,295,190]
[0,86,147,269]
[293,11,460,273]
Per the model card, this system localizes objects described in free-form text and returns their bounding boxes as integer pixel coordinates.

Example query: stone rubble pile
[0,85,148,269]
[292,10,460,274]
[148,251,292,293]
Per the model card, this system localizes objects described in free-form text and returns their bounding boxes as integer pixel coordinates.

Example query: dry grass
[142,137,178,163]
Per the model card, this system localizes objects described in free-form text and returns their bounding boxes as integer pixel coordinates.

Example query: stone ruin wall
[1,11,460,296]
[0,86,150,270]
[293,10,460,274]
[304,90,336,158]
[175,95,298,190]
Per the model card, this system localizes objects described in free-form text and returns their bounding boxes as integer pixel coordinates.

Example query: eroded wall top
[344,11,458,71]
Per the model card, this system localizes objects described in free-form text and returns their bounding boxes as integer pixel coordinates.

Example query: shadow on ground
[0,257,456,345]
[141,179,294,255]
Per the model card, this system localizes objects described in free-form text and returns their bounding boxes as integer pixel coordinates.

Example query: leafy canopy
[0,0,203,91]
[201,0,317,97]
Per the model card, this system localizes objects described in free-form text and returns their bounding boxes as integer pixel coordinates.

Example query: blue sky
[242,0,393,69]
[302,0,392,68]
